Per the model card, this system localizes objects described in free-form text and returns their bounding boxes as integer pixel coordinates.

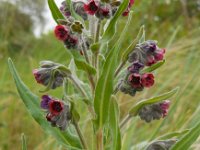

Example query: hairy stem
[120,115,131,129]
[73,120,88,150]
[96,129,103,150]
[94,20,101,69]
[114,61,126,78]
[69,75,87,97]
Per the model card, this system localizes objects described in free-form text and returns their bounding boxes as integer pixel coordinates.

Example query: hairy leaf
[109,96,121,150]
[48,0,64,24]
[171,121,200,150]
[129,87,179,116]
[8,58,82,150]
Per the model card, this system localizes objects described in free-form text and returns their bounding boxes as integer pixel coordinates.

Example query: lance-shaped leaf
[8,58,82,150]
[171,121,200,150]
[94,41,118,128]
[109,96,121,150]
[121,25,144,62]
[140,60,165,74]
[48,0,64,24]
[70,51,96,75]
[156,129,190,140]
[129,87,179,116]
[101,0,129,42]
[21,133,27,150]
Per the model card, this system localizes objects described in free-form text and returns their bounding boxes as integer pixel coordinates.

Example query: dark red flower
[46,113,55,121]
[160,100,170,117]
[146,55,156,66]
[64,36,78,49]
[128,73,143,89]
[49,100,64,116]
[33,69,42,84]
[84,0,99,15]
[54,25,69,41]
[96,7,110,19]
[122,0,135,16]
[141,73,154,88]
[154,49,165,61]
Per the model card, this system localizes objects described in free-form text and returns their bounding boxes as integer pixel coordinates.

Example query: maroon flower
[96,7,110,19]
[49,100,64,116]
[122,0,135,16]
[146,55,156,66]
[84,0,99,15]
[128,73,143,89]
[46,113,55,121]
[154,49,165,61]
[141,73,154,88]
[54,25,69,41]
[64,35,78,49]
[160,100,170,117]
[33,69,43,84]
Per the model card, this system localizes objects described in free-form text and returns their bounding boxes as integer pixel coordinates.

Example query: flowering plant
[8,0,200,149]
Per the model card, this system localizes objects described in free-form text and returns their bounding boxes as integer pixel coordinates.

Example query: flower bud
[41,95,52,109]
[64,35,78,49]
[60,1,71,17]
[146,139,177,150]
[84,0,99,15]
[33,61,64,89]
[128,40,165,66]
[73,1,88,20]
[128,61,144,73]
[138,100,170,123]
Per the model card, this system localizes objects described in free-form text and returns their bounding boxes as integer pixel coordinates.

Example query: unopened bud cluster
[146,139,176,150]
[138,100,170,123]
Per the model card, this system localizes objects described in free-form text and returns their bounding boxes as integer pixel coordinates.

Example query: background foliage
[0,0,200,149]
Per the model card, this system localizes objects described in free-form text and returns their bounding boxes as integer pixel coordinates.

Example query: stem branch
[73,120,88,150]
[120,115,131,129]
[114,61,126,78]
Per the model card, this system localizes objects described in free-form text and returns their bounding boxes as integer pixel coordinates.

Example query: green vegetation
[0,0,200,149]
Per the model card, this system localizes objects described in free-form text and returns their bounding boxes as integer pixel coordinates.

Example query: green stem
[94,20,101,69]
[120,115,131,129]
[114,61,126,78]
[73,120,88,150]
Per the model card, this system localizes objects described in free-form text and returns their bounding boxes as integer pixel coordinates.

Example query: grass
[0,0,200,149]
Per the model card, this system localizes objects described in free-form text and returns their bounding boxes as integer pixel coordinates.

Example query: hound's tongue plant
[8,0,200,150]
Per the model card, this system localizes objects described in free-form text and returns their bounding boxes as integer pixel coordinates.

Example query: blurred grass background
[0,0,200,149]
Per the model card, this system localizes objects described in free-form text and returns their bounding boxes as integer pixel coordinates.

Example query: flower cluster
[119,61,155,96]
[33,61,64,89]
[129,40,165,66]
[138,100,170,123]
[41,95,71,130]
[54,25,79,49]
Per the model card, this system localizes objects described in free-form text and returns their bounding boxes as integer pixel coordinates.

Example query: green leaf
[140,60,165,74]
[139,26,145,44]
[101,0,129,42]
[121,25,145,62]
[8,58,82,150]
[129,87,179,116]
[70,51,96,75]
[156,129,190,140]
[94,40,119,129]
[48,0,64,24]
[109,96,121,150]
[171,121,200,150]
[21,133,27,150]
